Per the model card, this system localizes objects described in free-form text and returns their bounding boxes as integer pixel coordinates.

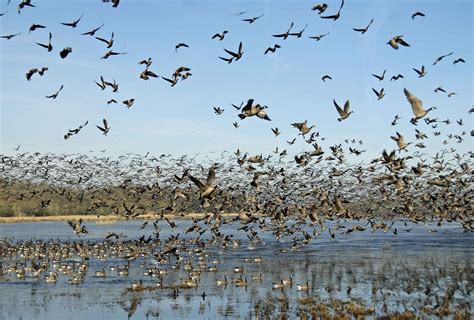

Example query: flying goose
[372,87,385,100]
[353,18,373,34]
[59,47,72,59]
[289,24,307,38]
[309,32,329,41]
[61,14,84,28]
[211,31,228,41]
[96,32,114,48]
[321,0,344,20]
[372,69,386,81]
[321,75,332,81]
[101,50,126,59]
[404,88,437,124]
[264,44,281,54]
[35,32,53,52]
[123,99,135,108]
[222,41,243,61]
[311,3,328,14]
[185,164,217,199]
[411,11,425,19]
[412,65,426,77]
[387,35,410,50]
[333,99,353,121]
[238,99,270,120]
[242,14,263,23]
[453,58,465,65]
[292,120,314,135]
[140,68,158,80]
[45,84,64,99]
[271,127,281,137]
[175,42,189,52]
[82,24,104,36]
[391,132,411,150]
[390,74,404,81]
[432,52,453,65]
[29,24,45,33]
[96,118,110,135]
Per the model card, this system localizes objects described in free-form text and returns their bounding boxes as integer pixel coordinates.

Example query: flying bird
[61,14,84,28]
[242,14,264,23]
[95,32,114,48]
[35,32,53,52]
[101,50,126,59]
[432,52,453,65]
[311,3,328,14]
[387,35,410,50]
[372,88,386,100]
[321,75,332,82]
[45,85,64,99]
[212,31,228,41]
[264,44,281,55]
[404,88,437,124]
[82,24,104,36]
[309,32,329,41]
[1,32,21,40]
[411,11,425,19]
[59,47,72,59]
[390,74,404,81]
[412,65,427,77]
[321,0,344,20]
[96,118,110,135]
[29,24,46,33]
[372,69,386,81]
[273,22,294,40]
[333,99,353,121]
[453,58,465,65]
[175,42,189,52]
[353,19,373,34]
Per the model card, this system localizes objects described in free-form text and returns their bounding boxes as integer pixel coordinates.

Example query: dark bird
[1,32,21,39]
[82,24,104,36]
[107,99,117,104]
[95,76,106,90]
[264,44,281,55]
[186,164,217,199]
[123,99,135,108]
[372,88,385,100]
[321,75,332,82]
[96,118,110,135]
[35,32,53,52]
[162,76,178,87]
[387,35,410,49]
[242,14,264,23]
[434,86,446,93]
[273,22,294,40]
[309,32,329,41]
[95,32,114,48]
[223,41,243,61]
[111,0,120,8]
[18,0,35,14]
[29,24,46,33]
[411,11,425,19]
[289,24,308,38]
[61,14,84,28]
[212,31,228,41]
[272,127,281,137]
[59,47,72,59]
[138,58,153,67]
[453,58,465,65]
[101,50,126,59]
[175,42,189,52]
[140,68,158,80]
[390,74,404,81]
[353,19,373,34]
[45,85,64,99]
[412,65,427,77]
[38,67,48,76]
[321,0,344,20]
[433,52,453,65]
[213,107,224,115]
[311,3,328,14]
[372,69,386,81]
[26,69,38,81]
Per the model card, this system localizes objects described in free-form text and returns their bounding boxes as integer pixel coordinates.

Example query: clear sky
[1,0,472,160]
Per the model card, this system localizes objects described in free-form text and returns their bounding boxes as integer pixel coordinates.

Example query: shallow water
[0,220,472,319]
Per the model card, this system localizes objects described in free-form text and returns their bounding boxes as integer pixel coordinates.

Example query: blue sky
[1,0,472,159]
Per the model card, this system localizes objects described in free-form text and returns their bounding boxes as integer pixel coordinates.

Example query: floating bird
[387,35,410,49]
[45,85,64,99]
[433,52,453,65]
[96,118,110,135]
[353,19,373,34]
[61,14,84,28]
[333,99,353,121]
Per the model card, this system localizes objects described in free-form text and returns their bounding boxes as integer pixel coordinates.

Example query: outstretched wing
[206,165,216,186]
[187,173,207,191]
[333,99,343,116]
[404,88,424,115]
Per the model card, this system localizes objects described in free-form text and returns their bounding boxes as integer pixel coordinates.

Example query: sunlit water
[0,220,472,319]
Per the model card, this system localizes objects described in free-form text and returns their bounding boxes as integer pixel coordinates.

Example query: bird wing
[224,49,238,58]
[206,165,216,186]
[404,88,424,115]
[343,100,350,113]
[333,100,343,115]
[187,173,207,191]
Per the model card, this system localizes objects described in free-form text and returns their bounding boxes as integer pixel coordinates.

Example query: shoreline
[0,213,239,224]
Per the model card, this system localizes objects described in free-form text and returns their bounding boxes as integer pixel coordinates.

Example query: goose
[239,99,270,120]
[321,75,332,81]
[96,118,110,135]
[123,99,135,108]
[372,88,385,100]
[251,271,263,281]
[264,44,281,54]
[289,24,307,38]
[387,35,410,49]
[309,32,329,41]
[211,30,228,41]
[411,11,425,19]
[175,42,189,52]
[82,24,104,36]
[138,57,153,67]
[223,41,243,61]
[353,18,373,34]
[390,74,404,81]
[271,127,281,136]
[404,88,437,124]
[29,24,45,33]
[35,32,53,52]
[26,68,38,81]
[453,58,465,65]
[311,3,328,14]
[101,50,126,59]
[185,164,217,199]
[282,275,293,285]
[45,85,64,99]
[391,132,411,150]
[413,65,427,77]
[95,32,114,48]
[59,47,72,59]
[61,14,84,28]
[297,281,310,291]
[95,268,106,277]
[234,276,248,287]
[273,279,285,289]
[433,52,453,65]
[292,120,314,135]
[333,99,353,121]
[216,275,228,285]
[321,0,344,20]
[372,69,386,81]
[140,68,158,80]
[242,14,263,23]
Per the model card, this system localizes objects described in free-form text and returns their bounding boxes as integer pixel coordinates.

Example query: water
[0,220,472,319]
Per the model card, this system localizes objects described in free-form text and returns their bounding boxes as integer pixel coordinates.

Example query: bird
[453,58,465,65]
[434,87,446,93]
[387,35,410,49]
[212,31,228,41]
[311,3,328,14]
[96,118,110,135]
[391,132,411,150]
[321,0,344,20]
[264,44,281,55]
[107,99,117,104]
[35,32,53,52]
[372,69,386,81]
[59,47,72,59]
[123,99,135,108]
[289,24,307,38]
[67,219,88,236]
[29,24,46,33]
[238,99,270,120]
[222,42,243,62]
[242,14,264,23]
[82,24,104,36]
[175,42,189,52]
[447,92,456,98]
[213,107,224,115]
[101,50,126,59]
[140,68,158,80]
[413,65,427,78]
[273,22,293,40]
[390,74,404,81]
[271,127,281,137]
[404,88,437,124]
[292,120,314,135]
[353,19,373,34]
[138,58,153,67]
[26,69,38,81]
[321,75,332,82]
[95,32,114,48]
[1,33,21,40]
[333,99,353,121]
[185,164,217,199]
[162,76,178,87]
[309,32,329,41]
[45,85,64,99]
[372,88,385,100]
[411,11,425,19]
[61,14,84,28]
[433,52,453,65]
